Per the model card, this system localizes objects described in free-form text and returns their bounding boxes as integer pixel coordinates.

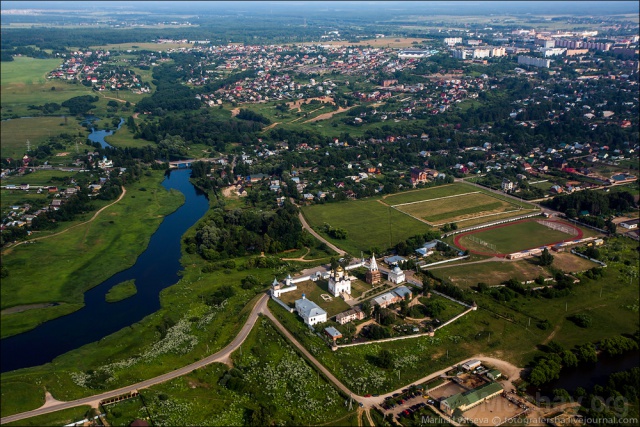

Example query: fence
[420,255,470,269]
[271,295,294,313]
[443,212,542,238]
[570,249,608,267]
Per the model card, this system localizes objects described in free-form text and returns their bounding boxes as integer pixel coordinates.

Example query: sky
[2,1,639,16]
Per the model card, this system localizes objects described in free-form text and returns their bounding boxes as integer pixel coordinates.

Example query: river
[85,116,124,148]
[0,135,209,374]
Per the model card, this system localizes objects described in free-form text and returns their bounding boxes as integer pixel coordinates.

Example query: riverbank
[0,171,184,339]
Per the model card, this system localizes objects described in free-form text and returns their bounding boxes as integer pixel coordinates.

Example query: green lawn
[0,116,87,159]
[0,57,63,86]
[457,220,577,254]
[396,193,512,224]
[105,280,137,303]
[301,198,432,255]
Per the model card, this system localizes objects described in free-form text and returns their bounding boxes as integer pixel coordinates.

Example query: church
[328,265,351,297]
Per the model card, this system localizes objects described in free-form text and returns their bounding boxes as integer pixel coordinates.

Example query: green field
[95,319,353,426]
[0,57,63,86]
[105,280,137,303]
[1,57,149,119]
[383,183,536,226]
[301,198,432,255]
[429,252,601,287]
[457,220,578,254]
[396,192,514,225]
[0,116,87,159]
[0,171,184,337]
[383,184,474,205]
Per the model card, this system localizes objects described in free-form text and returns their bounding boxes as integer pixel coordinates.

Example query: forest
[183,201,303,261]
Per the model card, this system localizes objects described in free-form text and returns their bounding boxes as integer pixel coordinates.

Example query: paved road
[0,294,269,425]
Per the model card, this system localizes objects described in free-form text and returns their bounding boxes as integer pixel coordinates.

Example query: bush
[569,313,592,328]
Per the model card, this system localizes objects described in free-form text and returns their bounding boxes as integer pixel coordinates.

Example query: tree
[539,248,554,266]
[376,349,394,369]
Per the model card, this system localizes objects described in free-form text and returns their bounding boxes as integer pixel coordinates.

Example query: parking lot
[379,389,432,419]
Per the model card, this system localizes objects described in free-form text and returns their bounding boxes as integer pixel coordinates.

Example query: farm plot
[393,192,521,226]
[382,184,473,206]
[454,219,582,256]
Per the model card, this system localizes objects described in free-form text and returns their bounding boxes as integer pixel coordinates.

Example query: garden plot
[392,192,520,226]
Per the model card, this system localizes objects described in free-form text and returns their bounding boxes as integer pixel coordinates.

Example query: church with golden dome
[328,265,351,297]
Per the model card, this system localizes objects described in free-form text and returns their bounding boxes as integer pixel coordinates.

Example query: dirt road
[2,186,127,256]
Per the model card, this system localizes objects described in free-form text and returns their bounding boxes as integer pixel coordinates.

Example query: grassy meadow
[429,254,599,287]
[0,116,87,159]
[1,57,148,119]
[456,220,579,254]
[301,197,432,255]
[0,171,185,337]
[105,280,138,303]
[93,318,354,426]
[0,57,63,86]
[382,183,475,205]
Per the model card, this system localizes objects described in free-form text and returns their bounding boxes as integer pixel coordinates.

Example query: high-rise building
[518,56,551,68]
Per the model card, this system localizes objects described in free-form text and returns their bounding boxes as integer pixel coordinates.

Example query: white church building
[387,265,406,284]
[328,265,351,297]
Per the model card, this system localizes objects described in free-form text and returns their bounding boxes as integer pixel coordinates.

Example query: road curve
[0,294,269,425]
[297,212,347,256]
[2,186,127,255]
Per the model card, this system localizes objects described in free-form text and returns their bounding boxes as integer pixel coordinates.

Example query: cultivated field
[301,198,432,255]
[430,252,599,287]
[455,219,582,256]
[382,184,535,226]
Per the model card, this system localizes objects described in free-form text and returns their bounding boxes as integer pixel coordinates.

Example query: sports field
[454,219,583,256]
[382,184,535,226]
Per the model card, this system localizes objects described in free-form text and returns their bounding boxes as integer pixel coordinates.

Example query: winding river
[1,130,209,373]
